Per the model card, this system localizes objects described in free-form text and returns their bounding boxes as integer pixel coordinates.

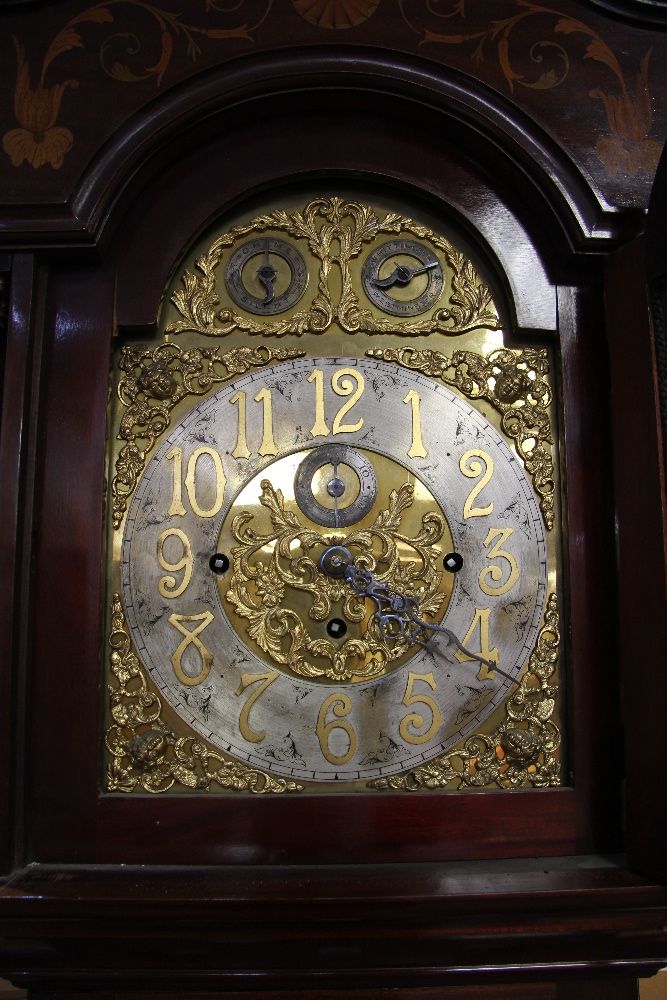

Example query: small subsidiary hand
[257,239,277,304]
[373,260,438,290]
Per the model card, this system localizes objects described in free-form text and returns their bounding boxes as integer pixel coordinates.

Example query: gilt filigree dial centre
[217,449,452,683]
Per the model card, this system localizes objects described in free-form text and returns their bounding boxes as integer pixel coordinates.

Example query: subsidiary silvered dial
[225,236,308,314]
[294,444,378,528]
[362,239,443,316]
[121,357,547,784]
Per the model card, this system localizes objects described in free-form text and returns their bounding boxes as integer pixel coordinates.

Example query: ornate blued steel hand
[373,260,439,289]
[320,546,511,681]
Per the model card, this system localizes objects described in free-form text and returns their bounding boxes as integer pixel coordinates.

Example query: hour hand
[374,261,438,290]
[256,240,277,304]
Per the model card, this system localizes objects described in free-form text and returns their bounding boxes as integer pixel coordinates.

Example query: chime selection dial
[362,239,443,316]
[225,237,308,314]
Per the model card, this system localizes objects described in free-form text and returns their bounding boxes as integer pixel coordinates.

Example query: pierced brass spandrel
[369,593,561,791]
[111,343,305,529]
[367,346,556,529]
[106,594,304,794]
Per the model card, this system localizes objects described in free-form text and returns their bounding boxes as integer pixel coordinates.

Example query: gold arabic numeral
[166,445,226,518]
[316,692,357,766]
[399,672,442,745]
[184,446,226,518]
[331,368,365,434]
[229,389,251,459]
[307,369,330,437]
[166,446,186,516]
[157,527,194,599]
[403,389,427,458]
[235,670,280,743]
[455,608,499,681]
[168,611,214,686]
[308,368,365,437]
[460,449,494,518]
[254,387,278,457]
[230,388,278,459]
[479,527,520,596]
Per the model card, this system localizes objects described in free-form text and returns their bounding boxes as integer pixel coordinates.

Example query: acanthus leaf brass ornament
[224,475,448,683]
[168,198,500,338]
[367,345,556,529]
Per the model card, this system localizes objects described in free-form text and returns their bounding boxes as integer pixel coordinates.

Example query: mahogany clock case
[0,21,666,995]
[0,78,628,870]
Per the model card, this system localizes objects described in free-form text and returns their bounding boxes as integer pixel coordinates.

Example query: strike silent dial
[362,239,443,316]
[294,445,378,528]
[225,237,308,315]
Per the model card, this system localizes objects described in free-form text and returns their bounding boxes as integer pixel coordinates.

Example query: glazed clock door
[104,190,564,840]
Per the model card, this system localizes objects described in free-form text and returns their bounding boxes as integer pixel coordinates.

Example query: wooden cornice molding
[0,48,644,255]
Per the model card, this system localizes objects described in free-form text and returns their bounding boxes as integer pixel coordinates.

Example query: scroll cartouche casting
[225,480,447,682]
[168,197,500,338]
[106,594,303,794]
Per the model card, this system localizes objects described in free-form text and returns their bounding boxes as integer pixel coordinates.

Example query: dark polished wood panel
[0,255,43,874]
[0,859,663,993]
[0,4,666,994]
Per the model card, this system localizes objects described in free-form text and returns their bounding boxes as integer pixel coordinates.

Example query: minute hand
[343,563,513,682]
[374,260,438,290]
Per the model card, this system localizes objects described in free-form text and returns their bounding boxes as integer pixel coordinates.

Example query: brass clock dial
[108,194,561,795]
[362,239,444,316]
[119,357,548,786]
[225,237,308,314]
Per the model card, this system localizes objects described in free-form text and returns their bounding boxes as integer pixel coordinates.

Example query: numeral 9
[157,528,193,598]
